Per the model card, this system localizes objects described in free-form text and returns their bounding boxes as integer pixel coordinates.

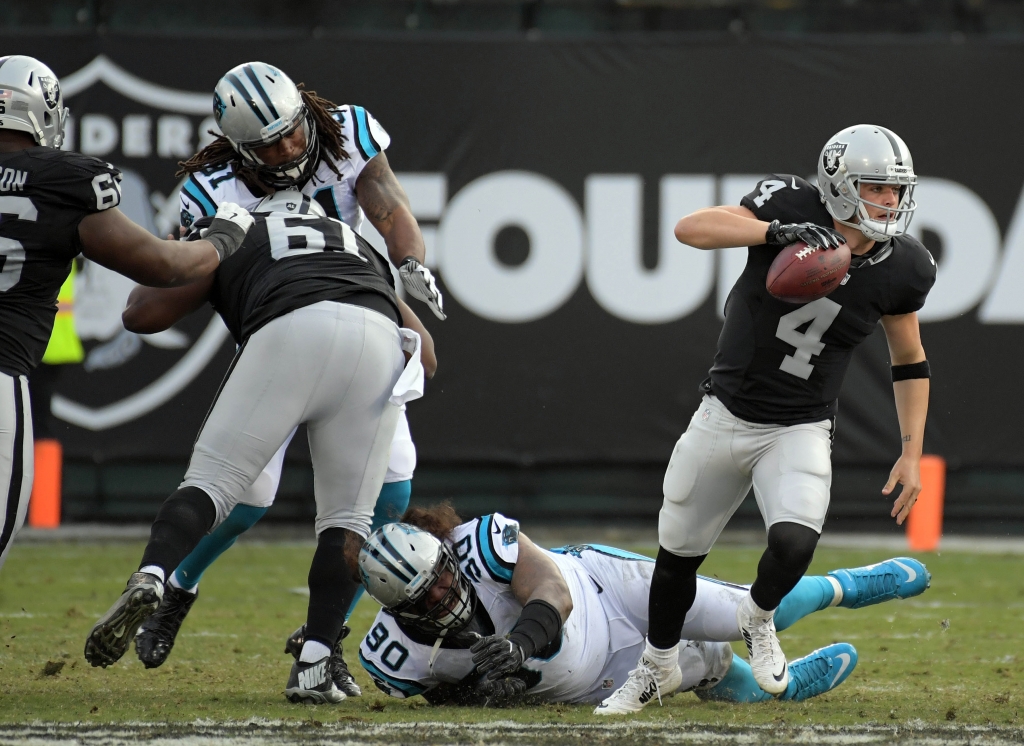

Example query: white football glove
[200,202,255,261]
[399,257,446,320]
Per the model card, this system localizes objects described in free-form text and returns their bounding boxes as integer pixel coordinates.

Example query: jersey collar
[849,238,894,269]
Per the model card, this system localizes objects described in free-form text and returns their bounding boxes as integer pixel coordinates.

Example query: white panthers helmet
[359,523,475,637]
[817,124,917,242]
[0,56,69,148]
[254,190,326,217]
[212,62,318,189]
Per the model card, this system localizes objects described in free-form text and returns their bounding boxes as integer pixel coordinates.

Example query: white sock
[299,640,332,663]
[643,640,678,669]
[742,593,774,619]
[168,573,198,595]
[826,576,844,607]
[138,565,165,584]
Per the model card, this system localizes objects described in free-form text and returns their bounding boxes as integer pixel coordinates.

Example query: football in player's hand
[766,241,852,303]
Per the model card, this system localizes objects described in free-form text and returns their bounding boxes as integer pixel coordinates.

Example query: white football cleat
[736,594,789,695]
[594,653,683,715]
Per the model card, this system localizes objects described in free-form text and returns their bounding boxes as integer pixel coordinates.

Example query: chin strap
[428,632,446,673]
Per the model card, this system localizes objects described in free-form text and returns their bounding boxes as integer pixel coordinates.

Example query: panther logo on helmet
[212,92,227,123]
[822,141,848,177]
[38,76,60,110]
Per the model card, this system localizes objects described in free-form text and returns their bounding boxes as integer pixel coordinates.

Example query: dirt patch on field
[2,721,1023,745]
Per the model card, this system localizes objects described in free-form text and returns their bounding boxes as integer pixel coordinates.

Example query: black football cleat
[85,572,164,668]
[285,623,362,697]
[135,584,199,668]
[284,656,346,704]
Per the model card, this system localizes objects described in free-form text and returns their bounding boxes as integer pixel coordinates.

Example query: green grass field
[0,539,1017,728]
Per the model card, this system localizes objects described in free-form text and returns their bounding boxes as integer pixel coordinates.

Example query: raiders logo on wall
[48,56,232,449]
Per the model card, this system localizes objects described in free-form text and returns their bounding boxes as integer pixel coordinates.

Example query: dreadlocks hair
[176,85,351,188]
[400,502,464,542]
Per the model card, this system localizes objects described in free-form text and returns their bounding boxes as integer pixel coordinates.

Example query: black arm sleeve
[508,599,563,660]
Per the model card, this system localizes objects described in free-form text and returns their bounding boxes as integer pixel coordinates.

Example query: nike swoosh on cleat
[791,177,799,189]
[831,653,852,687]
[892,560,917,582]
[773,664,788,682]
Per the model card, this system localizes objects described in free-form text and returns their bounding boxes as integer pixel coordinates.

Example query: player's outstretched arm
[397,298,437,378]
[356,152,425,267]
[357,153,445,320]
[122,278,215,335]
[880,312,930,525]
[79,203,252,287]
[674,205,771,250]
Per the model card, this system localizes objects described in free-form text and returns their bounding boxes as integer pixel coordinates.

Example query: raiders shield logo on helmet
[822,141,848,177]
[38,76,60,110]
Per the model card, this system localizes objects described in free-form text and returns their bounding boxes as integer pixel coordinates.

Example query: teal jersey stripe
[358,651,426,697]
[182,178,216,217]
[476,516,514,583]
[353,106,380,160]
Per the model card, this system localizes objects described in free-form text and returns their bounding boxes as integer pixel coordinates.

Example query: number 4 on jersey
[775,297,841,379]
[752,179,787,208]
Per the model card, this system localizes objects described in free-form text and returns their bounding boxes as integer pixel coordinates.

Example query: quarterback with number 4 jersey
[357,505,931,707]
[601,125,936,715]
[0,55,251,575]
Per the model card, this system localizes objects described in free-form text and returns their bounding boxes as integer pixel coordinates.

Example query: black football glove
[471,634,526,680]
[474,674,529,707]
[765,220,845,250]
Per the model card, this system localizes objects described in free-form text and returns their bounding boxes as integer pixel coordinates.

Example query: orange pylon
[907,454,945,552]
[29,439,62,529]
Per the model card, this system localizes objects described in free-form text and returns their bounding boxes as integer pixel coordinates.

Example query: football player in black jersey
[0,56,253,575]
[598,125,936,715]
[85,192,416,706]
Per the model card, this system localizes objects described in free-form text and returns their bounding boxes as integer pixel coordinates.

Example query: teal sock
[774,575,836,632]
[697,655,772,703]
[173,504,269,590]
[345,480,412,620]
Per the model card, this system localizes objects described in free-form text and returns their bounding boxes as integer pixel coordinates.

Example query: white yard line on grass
[2,721,1024,746]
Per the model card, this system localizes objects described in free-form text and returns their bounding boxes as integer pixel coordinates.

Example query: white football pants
[0,372,32,574]
[574,548,740,703]
[659,394,832,557]
[181,301,404,537]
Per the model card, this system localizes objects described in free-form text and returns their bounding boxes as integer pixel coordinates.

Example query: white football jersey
[358,513,610,704]
[358,524,740,704]
[179,105,390,235]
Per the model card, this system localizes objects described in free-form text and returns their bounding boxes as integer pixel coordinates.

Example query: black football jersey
[208,212,400,343]
[704,174,936,425]
[0,147,121,377]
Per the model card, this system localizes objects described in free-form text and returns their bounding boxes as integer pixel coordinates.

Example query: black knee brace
[749,522,820,611]
[139,486,217,577]
[647,547,707,650]
[305,527,361,648]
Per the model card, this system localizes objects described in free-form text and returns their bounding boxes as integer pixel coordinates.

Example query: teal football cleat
[828,557,930,609]
[780,643,857,701]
